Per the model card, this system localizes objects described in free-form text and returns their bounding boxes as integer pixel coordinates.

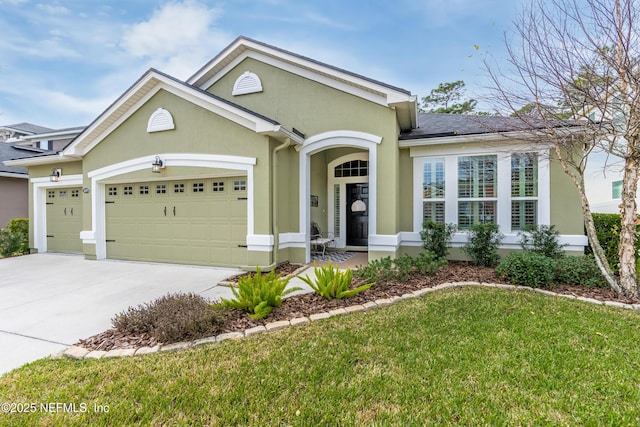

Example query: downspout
[271,137,291,266]
[239,137,290,272]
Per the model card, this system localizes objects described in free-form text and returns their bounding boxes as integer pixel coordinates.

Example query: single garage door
[105,177,248,267]
[46,187,83,253]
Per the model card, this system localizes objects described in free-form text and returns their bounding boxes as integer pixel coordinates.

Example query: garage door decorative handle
[64,208,67,216]
[70,208,74,216]
[173,206,176,216]
[164,206,167,216]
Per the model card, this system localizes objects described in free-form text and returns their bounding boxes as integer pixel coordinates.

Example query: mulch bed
[224,261,304,284]
[76,262,640,352]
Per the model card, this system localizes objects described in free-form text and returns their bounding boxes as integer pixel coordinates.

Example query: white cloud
[36,3,70,15]
[120,1,232,78]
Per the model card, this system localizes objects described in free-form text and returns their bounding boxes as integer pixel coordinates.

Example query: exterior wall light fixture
[151,156,164,173]
[50,168,62,182]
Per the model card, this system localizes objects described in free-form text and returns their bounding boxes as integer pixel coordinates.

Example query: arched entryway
[298,131,382,262]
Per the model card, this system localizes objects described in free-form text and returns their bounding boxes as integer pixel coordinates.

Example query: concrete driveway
[0,254,245,375]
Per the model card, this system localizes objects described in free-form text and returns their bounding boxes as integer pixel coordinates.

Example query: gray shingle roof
[1,123,54,135]
[0,144,51,175]
[399,113,527,140]
[400,112,585,140]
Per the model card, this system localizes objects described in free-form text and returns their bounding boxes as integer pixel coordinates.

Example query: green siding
[207,57,402,237]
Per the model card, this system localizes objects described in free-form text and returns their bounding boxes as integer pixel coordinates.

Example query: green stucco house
[5,36,587,268]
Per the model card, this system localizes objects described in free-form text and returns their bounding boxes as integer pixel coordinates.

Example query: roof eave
[3,153,79,167]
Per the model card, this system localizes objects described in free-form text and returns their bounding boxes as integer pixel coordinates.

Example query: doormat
[311,251,356,263]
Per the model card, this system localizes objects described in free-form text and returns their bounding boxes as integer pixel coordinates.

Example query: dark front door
[346,183,368,246]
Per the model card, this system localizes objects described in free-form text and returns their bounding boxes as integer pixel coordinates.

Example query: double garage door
[105,177,248,267]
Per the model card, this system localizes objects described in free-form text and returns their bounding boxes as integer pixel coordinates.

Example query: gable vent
[232,71,263,96]
[147,108,175,133]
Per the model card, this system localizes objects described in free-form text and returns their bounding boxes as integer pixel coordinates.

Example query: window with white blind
[457,155,497,228]
[413,148,549,236]
[511,153,538,230]
[421,158,445,223]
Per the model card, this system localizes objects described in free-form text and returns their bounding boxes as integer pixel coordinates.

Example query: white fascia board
[3,153,78,167]
[19,129,83,141]
[196,48,412,108]
[264,126,304,145]
[66,72,280,157]
[0,172,28,179]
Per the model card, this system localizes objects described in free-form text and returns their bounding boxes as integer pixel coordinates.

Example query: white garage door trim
[30,175,83,254]
[85,153,258,261]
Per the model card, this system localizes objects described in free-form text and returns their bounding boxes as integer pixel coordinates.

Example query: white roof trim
[62,71,282,157]
[18,129,84,141]
[3,153,79,167]
[188,38,414,107]
[0,171,28,179]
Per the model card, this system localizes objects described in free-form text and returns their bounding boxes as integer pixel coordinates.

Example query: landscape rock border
[53,282,640,361]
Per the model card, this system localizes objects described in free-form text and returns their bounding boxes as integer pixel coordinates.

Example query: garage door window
[212,181,225,192]
[60,190,67,198]
[71,189,79,198]
[193,182,204,193]
[139,185,149,195]
[174,183,185,193]
[48,190,55,198]
[123,186,133,196]
[233,180,246,191]
[156,184,167,194]
[108,187,117,196]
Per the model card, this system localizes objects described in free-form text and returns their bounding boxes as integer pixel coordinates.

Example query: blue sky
[0,0,524,129]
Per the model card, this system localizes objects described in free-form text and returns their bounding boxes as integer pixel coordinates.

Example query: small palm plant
[221,268,301,319]
[299,261,374,300]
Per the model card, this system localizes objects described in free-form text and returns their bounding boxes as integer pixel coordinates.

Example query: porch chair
[310,221,335,256]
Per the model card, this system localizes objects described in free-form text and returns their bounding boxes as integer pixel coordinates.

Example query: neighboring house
[0,123,54,143]
[13,126,86,152]
[3,36,587,267]
[0,143,52,227]
[584,149,630,214]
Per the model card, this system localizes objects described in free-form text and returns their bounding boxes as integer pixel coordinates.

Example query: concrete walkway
[0,254,315,376]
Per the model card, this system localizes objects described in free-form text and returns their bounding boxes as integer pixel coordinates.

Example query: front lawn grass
[2,287,640,426]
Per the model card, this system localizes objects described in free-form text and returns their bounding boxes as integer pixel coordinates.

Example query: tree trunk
[618,155,639,297]
[552,145,622,293]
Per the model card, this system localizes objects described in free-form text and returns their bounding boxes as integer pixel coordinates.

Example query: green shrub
[221,268,300,319]
[112,292,227,344]
[393,254,414,281]
[555,256,606,288]
[463,223,503,267]
[299,261,373,300]
[519,224,565,258]
[420,221,456,259]
[0,218,29,257]
[355,256,395,283]
[354,253,446,282]
[496,252,556,288]
[414,251,447,275]
[587,213,640,274]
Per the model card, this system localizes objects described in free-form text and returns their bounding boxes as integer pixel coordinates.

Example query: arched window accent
[147,108,175,133]
[334,159,368,178]
[232,71,263,96]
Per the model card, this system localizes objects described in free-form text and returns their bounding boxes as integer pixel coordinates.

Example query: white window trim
[412,144,551,243]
